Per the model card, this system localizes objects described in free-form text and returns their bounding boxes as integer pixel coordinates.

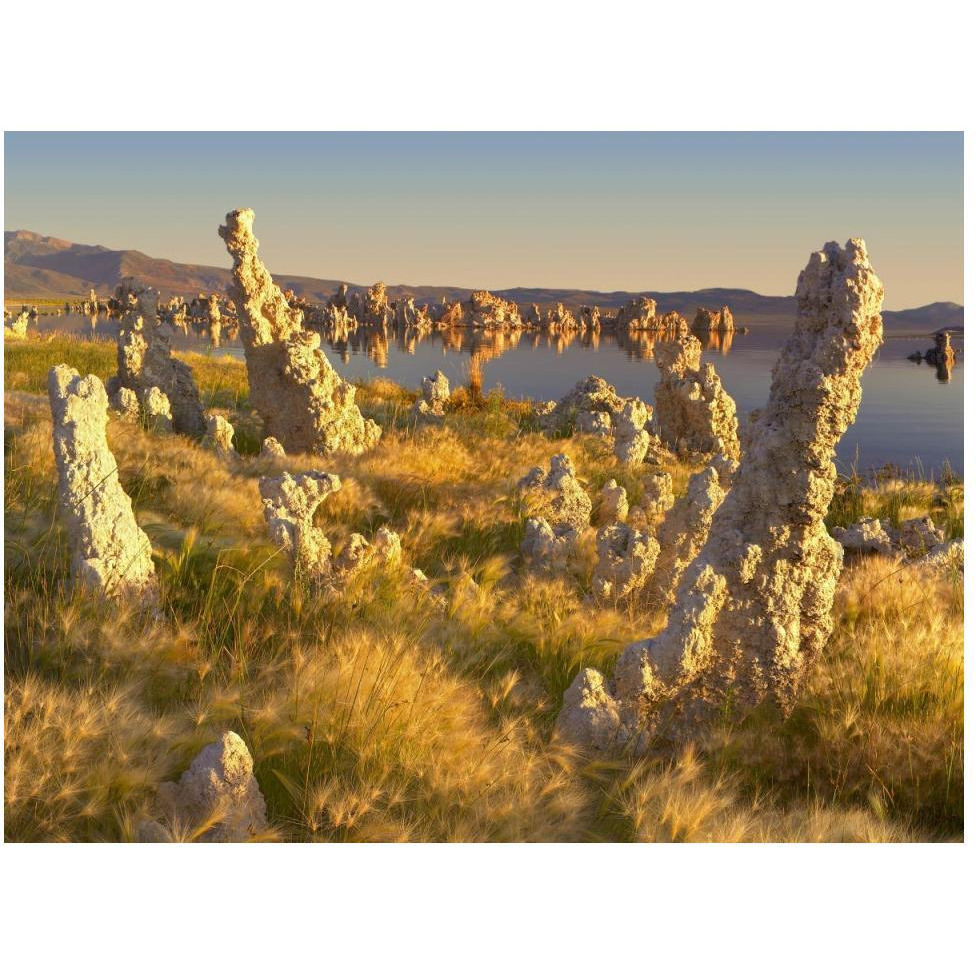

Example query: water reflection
[17,304,962,473]
[906,331,957,385]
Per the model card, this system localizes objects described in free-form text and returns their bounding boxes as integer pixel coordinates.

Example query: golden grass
[3,337,964,842]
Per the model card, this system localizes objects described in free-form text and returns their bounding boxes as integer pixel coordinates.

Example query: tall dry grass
[3,337,964,841]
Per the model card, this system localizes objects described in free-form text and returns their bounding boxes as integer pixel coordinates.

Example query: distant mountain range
[4,229,963,332]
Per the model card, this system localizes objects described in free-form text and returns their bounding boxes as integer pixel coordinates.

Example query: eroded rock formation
[219,209,381,456]
[260,436,286,459]
[642,471,675,516]
[469,290,523,330]
[259,471,342,584]
[5,310,29,338]
[596,480,629,525]
[518,454,592,532]
[645,465,727,608]
[142,386,174,434]
[412,370,451,421]
[692,305,735,334]
[541,375,625,434]
[654,323,740,459]
[616,297,658,331]
[110,386,141,423]
[145,732,268,842]
[831,517,895,555]
[48,365,158,603]
[613,398,653,467]
[113,288,206,437]
[518,455,592,570]
[333,527,403,579]
[592,523,659,600]
[558,239,884,749]
[203,414,239,461]
[576,410,613,437]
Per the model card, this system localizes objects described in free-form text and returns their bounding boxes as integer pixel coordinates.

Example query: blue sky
[4,132,962,309]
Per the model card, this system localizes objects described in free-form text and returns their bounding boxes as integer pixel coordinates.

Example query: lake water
[27,311,964,476]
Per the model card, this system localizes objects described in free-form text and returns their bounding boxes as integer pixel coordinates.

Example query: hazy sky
[4,132,962,309]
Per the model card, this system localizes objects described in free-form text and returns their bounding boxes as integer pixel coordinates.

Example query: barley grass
[3,337,964,841]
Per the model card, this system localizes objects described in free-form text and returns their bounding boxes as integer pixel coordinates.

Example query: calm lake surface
[33,312,964,476]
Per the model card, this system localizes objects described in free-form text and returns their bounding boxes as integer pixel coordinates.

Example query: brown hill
[4,229,962,331]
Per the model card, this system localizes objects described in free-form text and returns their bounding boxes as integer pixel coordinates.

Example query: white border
[2,0,972,973]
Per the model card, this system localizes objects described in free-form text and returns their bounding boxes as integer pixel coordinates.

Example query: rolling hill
[4,229,963,332]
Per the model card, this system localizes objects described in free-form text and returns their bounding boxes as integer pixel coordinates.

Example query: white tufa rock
[544,375,625,433]
[596,480,629,526]
[112,288,206,437]
[412,370,451,422]
[832,517,895,555]
[517,454,592,533]
[896,516,945,554]
[259,436,287,459]
[642,471,675,516]
[141,386,174,434]
[613,398,654,467]
[592,523,660,600]
[259,471,342,583]
[203,414,239,461]
[521,516,579,571]
[558,239,884,748]
[5,310,29,338]
[915,539,963,574]
[374,526,402,566]
[517,455,594,572]
[646,466,727,608]
[110,385,141,423]
[654,323,740,460]
[219,209,381,456]
[150,732,268,842]
[576,410,613,437]
[48,365,158,604]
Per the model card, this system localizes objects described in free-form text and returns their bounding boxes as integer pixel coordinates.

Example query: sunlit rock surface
[48,365,158,604]
[558,239,884,749]
[219,208,381,456]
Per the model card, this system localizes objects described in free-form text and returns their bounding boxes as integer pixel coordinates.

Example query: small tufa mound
[642,471,675,516]
[576,410,613,437]
[592,523,660,600]
[916,539,963,574]
[654,324,740,460]
[544,375,625,431]
[596,480,629,526]
[48,365,158,604]
[521,517,579,571]
[518,455,592,572]
[219,208,381,456]
[412,370,451,422]
[146,732,268,842]
[897,516,945,554]
[109,385,141,423]
[259,471,342,584]
[517,454,592,533]
[832,514,948,560]
[5,310,29,338]
[613,398,655,467]
[203,414,240,461]
[333,528,403,579]
[141,386,174,434]
[832,517,895,555]
[260,436,287,459]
